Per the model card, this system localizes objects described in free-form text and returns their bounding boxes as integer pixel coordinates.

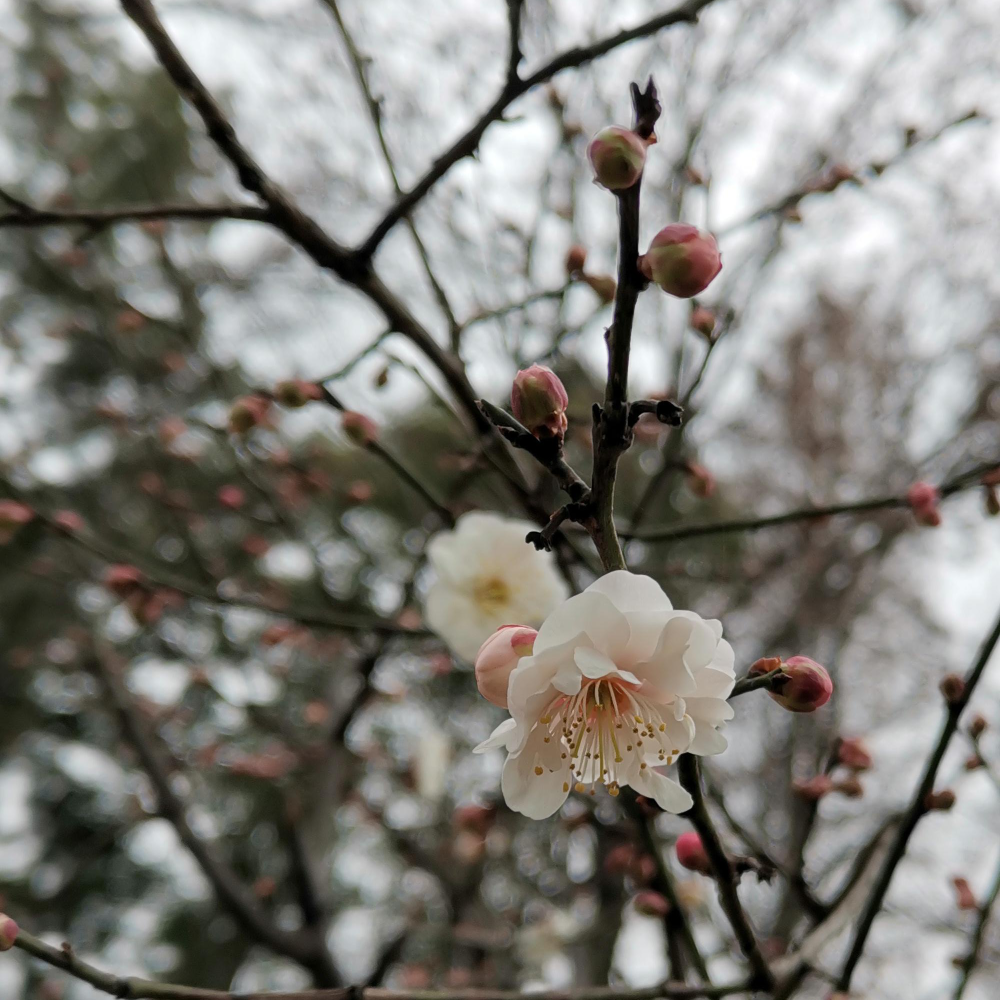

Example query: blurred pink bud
[452,803,497,836]
[603,843,639,876]
[925,788,956,812]
[474,625,537,707]
[0,913,18,951]
[341,410,378,446]
[565,244,588,275]
[685,461,716,499]
[104,564,144,597]
[793,775,834,801]
[837,737,873,771]
[969,714,988,738]
[346,480,374,504]
[907,481,941,527]
[587,126,647,190]
[953,876,978,911]
[639,224,722,298]
[275,379,324,408]
[690,306,716,337]
[939,673,965,705]
[985,485,1000,517]
[217,485,246,510]
[52,510,84,534]
[832,776,864,799]
[964,753,985,771]
[229,395,271,434]
[633,890,670,917]
[675,831,712,874]
[0,500,35,532]
[751,655,833,713]
[511,365,569,441]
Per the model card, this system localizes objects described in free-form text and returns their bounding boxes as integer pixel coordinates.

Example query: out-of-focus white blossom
[423,512,569,662]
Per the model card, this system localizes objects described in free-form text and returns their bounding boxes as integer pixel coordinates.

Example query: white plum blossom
[474,571,736,818]
[424,511,570,662]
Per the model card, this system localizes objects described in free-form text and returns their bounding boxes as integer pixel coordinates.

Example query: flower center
[473,576,510,614]
[538,675,684,796]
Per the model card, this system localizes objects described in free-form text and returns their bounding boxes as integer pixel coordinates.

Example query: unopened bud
[690,306,716,337]
[104,564,145,597]
[907,481,941,527]
[0,500,35,535]
[511,365,569,441]
[638,224,722,298]
[985,485,1000,517]
[583,272,617,303]
[836,737,873,772]
[229,395,271,434]
[939,673,966,705]
[452,803,497,836]
[587,126,648,191]
[346,480,373,504]
[565,245,588,275]
[217,485,245,510]
[832,776,864,799]
[633,890,670,917]
[964,753,984,771]
[341,411,378,446]
[675,831,712,874]
[969,714,988,738]
[275,379,323,408]
[750,655,833,713]
[474,625,537,706]
[52,510,84,534]
[925,789,956,812]
[954,877,978,911]
[793,775,834,801]
[0,914,18,951]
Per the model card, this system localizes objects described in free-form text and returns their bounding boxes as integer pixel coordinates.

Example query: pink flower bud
[953,876,978,911]
[603,843,639,876]
[690,306,716,337]
[675,831,712,875]
[474,625,537,707]
[341,410,378,447]
[793,775,834,801]
[0,500,35,533]
[565,245,588,275]
[836,737,873,772]
[638,224,722,298]
[969,714,988,738]
[511,365,569,441]
[634,890,670,917]
[229,395,271,434]
[217,485,246,510]
[925,788,956,812]
[0,913,17,951]
[939,673,965,705]
[104,563,145,597]
[452,803,497,836]
[907,481,941,527]
[832,775,864,799]
[275,379,324,408]
[587,126,647,191]
[751,655,833,713]
[52,510,84,534]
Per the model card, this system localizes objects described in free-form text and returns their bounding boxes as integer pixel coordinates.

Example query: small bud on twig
[939,673,966,706]
[924,788,956,812]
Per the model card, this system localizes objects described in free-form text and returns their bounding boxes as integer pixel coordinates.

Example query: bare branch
[0,201,269,229]
[834,600,1000,991]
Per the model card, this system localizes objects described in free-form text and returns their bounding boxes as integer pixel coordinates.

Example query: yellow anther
[534,766,543,775]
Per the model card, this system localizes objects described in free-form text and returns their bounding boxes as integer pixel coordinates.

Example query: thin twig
[953,850,1000,999]
[835,600,1000,991]
[0,201,270,228]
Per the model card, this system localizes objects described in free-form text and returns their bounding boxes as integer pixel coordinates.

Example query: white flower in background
[424,512,569,662]
[474,571,736,819]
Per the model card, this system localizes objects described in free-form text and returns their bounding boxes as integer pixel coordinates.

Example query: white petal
[500,727,571,819]
[688,726,729,756]
[691,667,736,699]
[683,618,719,672]
[685,697,735,724]
[636,617,698,699]
[533,591,630,659]
[631,766,693,813]
[585,570,673,614]
[573,647,619,679]
[473,717,518,753]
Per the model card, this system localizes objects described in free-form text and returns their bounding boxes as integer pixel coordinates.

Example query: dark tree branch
[678,757,774,989]
[953,850,1000,999]
[590,79,660,571]
[627,460,1000,543]
[729,667,782,699]
[10,923,754,1000]
[85,653,340,984]
[835,600,1000,991]
[355,0,718,259]
[0,201,270,229]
